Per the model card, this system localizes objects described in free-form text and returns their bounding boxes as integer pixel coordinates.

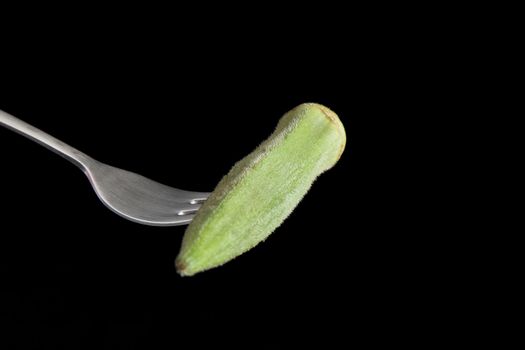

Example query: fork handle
[0,109,94,170]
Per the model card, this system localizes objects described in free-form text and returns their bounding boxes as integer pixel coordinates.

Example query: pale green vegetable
[176,103,346,276]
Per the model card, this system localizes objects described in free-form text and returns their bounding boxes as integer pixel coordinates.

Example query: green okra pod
[176,103,346,276]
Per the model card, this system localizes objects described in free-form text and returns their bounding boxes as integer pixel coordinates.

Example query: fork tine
[159,213,196,226]
[188,195,210,205]
[189,192,212,201]
[172,201,202,215]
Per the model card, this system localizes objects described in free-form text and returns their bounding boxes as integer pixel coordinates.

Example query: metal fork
[0,109,209,226]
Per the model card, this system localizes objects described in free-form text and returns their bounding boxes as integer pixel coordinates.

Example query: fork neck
[0,109,96,171]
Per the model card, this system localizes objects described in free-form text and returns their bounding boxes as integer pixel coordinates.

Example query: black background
[0,9,449,349]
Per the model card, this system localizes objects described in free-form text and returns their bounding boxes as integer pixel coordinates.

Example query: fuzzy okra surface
[176,103,346,276]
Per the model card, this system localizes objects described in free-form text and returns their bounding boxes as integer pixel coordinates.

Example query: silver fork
[0,109,209,226]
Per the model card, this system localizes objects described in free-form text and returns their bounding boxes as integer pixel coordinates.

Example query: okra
[176,103,346,276]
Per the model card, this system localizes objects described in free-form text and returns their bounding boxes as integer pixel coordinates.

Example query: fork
[0,109,210,226]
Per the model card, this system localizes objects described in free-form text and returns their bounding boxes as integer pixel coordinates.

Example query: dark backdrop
[0,13,440,349]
